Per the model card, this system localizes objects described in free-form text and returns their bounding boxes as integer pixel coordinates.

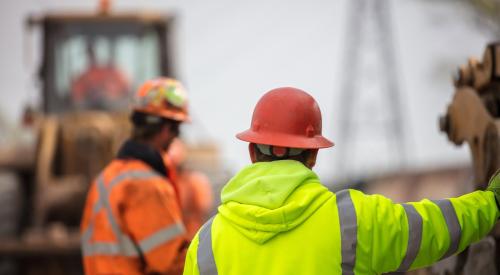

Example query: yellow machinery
[0,3,177,274]
[437,42,500,275]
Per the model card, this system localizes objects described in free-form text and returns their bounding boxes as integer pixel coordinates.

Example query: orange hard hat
[236,87,334,149]
[133,77,189,122]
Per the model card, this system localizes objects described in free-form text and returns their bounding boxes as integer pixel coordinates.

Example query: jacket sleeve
[348,189,499,274]
[183,233,201,275]
[123,177,188,274]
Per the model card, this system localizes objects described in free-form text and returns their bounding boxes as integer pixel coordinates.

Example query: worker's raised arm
[123,178,187,274]
[350,185,499,274]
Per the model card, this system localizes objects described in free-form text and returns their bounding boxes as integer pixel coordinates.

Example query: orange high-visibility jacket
[80,158,186,275]
[163,155,213,239]
[178,171,213,239]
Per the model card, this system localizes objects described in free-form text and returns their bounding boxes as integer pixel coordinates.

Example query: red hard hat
[236,87,334,149]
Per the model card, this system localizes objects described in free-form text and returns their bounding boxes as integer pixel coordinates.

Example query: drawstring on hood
[218,160,332,244]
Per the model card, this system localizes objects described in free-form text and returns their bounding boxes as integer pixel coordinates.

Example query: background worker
[71,41,130,110]
[165,138,213,239]
[81,78,190,275]
[183,87,500,275]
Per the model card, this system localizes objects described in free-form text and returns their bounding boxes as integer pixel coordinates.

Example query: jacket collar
[116,139,168,177]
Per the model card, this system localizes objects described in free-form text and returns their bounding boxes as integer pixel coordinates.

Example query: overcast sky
[0,0,496,180]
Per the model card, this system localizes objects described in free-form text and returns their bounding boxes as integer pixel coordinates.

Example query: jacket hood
[218,160,332,244]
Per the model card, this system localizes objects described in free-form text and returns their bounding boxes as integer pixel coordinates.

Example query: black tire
[0,173,22,235]
[0,172,22,275]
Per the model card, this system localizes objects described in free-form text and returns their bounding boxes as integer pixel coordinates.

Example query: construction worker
[81,78,190,275]
[72,42,130,110]
[165,138,213,239]
[183,87,500,275]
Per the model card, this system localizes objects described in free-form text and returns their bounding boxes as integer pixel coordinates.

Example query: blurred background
[1,0,498,180]
[0,0,499,274]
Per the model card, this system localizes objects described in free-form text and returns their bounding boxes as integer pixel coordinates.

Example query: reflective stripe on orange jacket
[80,159,186,275]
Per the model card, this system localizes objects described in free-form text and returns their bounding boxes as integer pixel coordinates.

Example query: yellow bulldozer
[0,3,193,274]
[353,43,500,275]
[430,42,500,275]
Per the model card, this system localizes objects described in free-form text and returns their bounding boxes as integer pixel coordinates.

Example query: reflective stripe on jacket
[81,159,186,275]
[183,160,499,275]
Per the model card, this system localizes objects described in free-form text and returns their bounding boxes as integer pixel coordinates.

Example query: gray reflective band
[197,217,218,275]
[139,222,185,253]
[434,199,462,259]
[83,223,185,257]
[81,224,93,244]
[397,204,423,271]
[336,190,357,275]
[92,171,161,213]
[96,175,140,256]
[107,170,161,190]
[81,225,94,255]
[92,200,102,214]
[81,206,138,257]
[83,170,166,257]
[83,242,136,256]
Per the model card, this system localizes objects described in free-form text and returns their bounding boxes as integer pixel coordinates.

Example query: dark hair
[253,143,311,164]
[130,111,180,141]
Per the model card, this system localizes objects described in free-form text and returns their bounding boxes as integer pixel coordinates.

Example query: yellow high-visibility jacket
[183,160,499,275]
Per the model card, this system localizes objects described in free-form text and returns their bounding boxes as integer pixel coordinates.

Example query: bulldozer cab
[30,11,174,113]
[20,11,177,228]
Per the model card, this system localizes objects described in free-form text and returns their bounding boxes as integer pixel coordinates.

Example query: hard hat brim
[236,129,334,149]
[134,107,190,122]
